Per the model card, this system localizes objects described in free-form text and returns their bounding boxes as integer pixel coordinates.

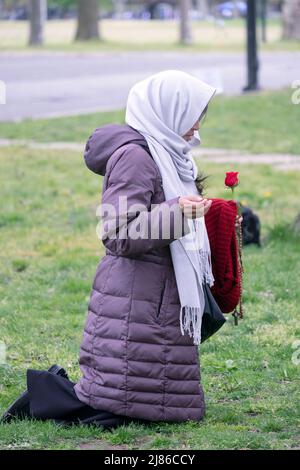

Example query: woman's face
[182,118,200,142]
[181,105,208,142]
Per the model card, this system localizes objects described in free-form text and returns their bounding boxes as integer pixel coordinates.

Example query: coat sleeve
[100,145,191,256]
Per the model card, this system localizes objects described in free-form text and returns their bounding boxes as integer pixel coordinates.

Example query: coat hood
[83,123,149,176]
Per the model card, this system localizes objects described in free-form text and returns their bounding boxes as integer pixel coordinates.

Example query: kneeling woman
[1,70,240,429]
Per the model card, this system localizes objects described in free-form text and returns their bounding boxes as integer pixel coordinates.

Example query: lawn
[0,18,299,52]
[0,89,299,155]
[0,142,299,450]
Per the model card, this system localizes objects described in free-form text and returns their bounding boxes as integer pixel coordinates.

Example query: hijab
[125,70,216,345]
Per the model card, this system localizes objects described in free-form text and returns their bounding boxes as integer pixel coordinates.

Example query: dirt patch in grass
[78,439,129,450]
[77,435,153,450]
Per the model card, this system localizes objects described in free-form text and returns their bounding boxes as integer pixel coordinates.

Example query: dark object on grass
[0,364,68,424]
[240,204,261,246]
[2,367,144,430]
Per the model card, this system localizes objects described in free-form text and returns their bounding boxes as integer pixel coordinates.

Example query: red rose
[225,171,239,188]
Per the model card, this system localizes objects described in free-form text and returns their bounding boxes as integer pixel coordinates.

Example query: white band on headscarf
[125,70,216,345]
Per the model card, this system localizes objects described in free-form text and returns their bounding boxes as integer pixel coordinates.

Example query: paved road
[0,51,299,122]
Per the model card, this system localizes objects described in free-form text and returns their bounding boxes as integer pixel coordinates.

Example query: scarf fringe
[197,250,215,287]
[180,305,202,346]
[179,251,214,346]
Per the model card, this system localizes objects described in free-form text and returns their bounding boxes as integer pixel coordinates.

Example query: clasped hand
[178,196,212,219]
[179,195,243,227]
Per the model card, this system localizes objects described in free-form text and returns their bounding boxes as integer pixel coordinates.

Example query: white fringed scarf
[125,70,216,345]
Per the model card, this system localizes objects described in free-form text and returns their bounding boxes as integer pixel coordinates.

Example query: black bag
[201,283,227,343]
[241,205,261,246]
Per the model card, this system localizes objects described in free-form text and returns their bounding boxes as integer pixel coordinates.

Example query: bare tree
[232,0,239,18]
[28,0,47,46]
[179,0,193,44]
[75,0,100,41]
[114,0,125,18]
[282,0,300,40]
[196,0,209,18]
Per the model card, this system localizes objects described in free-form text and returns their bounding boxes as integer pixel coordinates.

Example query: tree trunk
[282,0,300,40]
[114,0,125,19]
[28,0,47,46]
[195,0,209,17]
[179,0,193,44]
[232,0,239,18]
[75,0,100,41]
[261,0,267,43]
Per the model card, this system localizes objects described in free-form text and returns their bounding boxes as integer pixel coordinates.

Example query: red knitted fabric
[204,198,241,313]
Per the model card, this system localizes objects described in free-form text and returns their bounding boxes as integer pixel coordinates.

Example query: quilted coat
[74,123,206,422]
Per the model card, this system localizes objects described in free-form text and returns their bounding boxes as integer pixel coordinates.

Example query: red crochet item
[204,198,241,314]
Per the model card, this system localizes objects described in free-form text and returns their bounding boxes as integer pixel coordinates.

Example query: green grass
[0,18,299,53]
[1,89,299,155]
[0,144,299,449]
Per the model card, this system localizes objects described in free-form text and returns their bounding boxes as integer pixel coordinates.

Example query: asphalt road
[0,51,299,122]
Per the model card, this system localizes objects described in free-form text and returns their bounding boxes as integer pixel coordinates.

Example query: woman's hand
[235,214,243,228]
[179,195,212,219]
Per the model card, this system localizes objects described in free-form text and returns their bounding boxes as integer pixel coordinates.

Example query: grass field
[1,89,299,155]
[0,140,299,449]
[0,18,299,52]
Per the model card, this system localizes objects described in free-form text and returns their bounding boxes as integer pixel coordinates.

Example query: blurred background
[0,0,300,120]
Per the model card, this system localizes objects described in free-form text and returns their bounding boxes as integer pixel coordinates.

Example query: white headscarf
[125,70,216,345]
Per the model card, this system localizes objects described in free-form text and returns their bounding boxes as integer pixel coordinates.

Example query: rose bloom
[225,171,239,188]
